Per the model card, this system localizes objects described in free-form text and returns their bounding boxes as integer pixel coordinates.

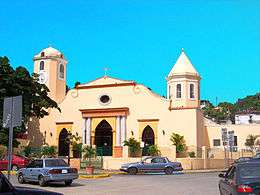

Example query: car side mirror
[218,173,225,178]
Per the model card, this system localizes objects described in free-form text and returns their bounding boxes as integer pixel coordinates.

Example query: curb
[79,173,110,179]
[1,171,17,175]
[108,172,127,175]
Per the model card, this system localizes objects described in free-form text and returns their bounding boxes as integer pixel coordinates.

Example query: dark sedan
[0,171,62,195]
[219,160,260,195]
[120,156,183,175]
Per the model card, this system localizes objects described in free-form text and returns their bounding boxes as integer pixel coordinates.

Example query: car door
[0,173,14,195]
[24,160,36,181]
[31,160,43,181]
[220,166,236,195]
[151,157,167,171]
[140,157,154,171]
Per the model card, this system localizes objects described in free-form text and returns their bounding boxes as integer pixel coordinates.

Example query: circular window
[99,94,111,105]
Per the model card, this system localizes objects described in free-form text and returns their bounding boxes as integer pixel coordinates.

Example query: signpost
[221,128,228,167]
[3,96,22,180]
[228,130,234,161]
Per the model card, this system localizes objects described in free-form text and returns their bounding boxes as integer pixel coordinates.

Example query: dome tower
[167,49,201,109]
[33,46,67,103]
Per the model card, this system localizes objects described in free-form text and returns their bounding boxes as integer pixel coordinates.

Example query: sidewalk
[78,168,226,176]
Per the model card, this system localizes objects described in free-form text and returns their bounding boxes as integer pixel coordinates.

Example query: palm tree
[123,138,141,157]
[82,145,96,167]
[170,133,186,154]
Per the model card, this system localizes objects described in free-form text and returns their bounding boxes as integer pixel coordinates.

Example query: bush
[73,143,82,158]
[41,145,57,158]
[0,145,7,159]
[147,145,161,156]
[124,138,141,157]
[188,151,196,158]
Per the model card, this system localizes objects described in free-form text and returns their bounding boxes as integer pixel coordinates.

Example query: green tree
[0,56,60,147]
[170,133,186,153]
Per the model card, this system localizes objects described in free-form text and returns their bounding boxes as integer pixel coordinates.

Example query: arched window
[39,61,44,70]
[190,84,195,98]
[41,52,45,57]
[176,84,182,98]
[59,64,64,79]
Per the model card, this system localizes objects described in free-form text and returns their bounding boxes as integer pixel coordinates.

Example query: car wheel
[18,173,25,184]
[165,167,174,175]
[38,175,46,187]
[65,180,73,186]
[128,167,137,175]
[12,165,18,171]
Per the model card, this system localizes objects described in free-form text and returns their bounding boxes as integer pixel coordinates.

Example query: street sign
[3,96,22,128]
[2,95,22,181]
[221,128,228,146]
[228,130,234,147]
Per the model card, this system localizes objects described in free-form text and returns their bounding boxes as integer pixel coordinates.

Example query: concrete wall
[205,124,260,149]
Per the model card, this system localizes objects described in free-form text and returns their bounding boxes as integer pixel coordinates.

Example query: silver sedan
[17,158,78,186]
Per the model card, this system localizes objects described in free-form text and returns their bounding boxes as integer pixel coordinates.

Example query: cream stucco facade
[28,47,260,159]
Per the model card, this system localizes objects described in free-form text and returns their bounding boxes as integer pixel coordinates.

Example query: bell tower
[166,48,201,108]
[33,46,67,104]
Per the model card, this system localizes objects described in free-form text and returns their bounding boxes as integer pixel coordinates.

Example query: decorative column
[121,116,126,145]
[86,117,91,146]
[82,118,86,145]
[113,116,123,158]
[116,116,121,146]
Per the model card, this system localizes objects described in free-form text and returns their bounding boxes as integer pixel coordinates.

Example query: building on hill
[235,111,260,124]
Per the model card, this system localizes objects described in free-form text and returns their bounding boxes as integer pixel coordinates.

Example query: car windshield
[45,159,68,167]
[239,165,260,178]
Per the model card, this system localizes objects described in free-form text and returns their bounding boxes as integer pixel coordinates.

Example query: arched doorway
[58,128,69,157]
[142,125,155,156]
[95,120,113,156]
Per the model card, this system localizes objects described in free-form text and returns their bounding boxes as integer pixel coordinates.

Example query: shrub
[73,143,82,158]
[82,146,96,167]
[0,145,7,159]
[170,133,187,154]
[147,145,161,156]
[41,145,57,158]
[124,138,141,157]
[188,151,196,158]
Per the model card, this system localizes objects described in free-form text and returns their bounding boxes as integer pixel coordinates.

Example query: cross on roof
[103,67,109,77]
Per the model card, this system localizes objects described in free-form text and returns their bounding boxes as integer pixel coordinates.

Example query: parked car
[0,171,63,194]
[17,158,78,187]
[253,152,260,159]
[234,157,252,164]
[120,156,183,175]
[219,159,260,195]
[0,155,29,171]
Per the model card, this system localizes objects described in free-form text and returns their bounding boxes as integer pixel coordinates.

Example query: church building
[30,46,206,159]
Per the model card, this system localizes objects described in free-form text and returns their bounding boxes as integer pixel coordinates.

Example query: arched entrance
[142,125,155,156]
[95,120,113,156]
[58,128,69,157]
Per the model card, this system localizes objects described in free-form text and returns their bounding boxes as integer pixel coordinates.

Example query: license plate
[62,169,68,174]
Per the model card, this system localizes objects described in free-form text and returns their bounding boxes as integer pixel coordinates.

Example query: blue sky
[0,0,259,104]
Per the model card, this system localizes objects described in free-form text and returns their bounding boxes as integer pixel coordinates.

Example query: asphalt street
[10,172,220,195]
